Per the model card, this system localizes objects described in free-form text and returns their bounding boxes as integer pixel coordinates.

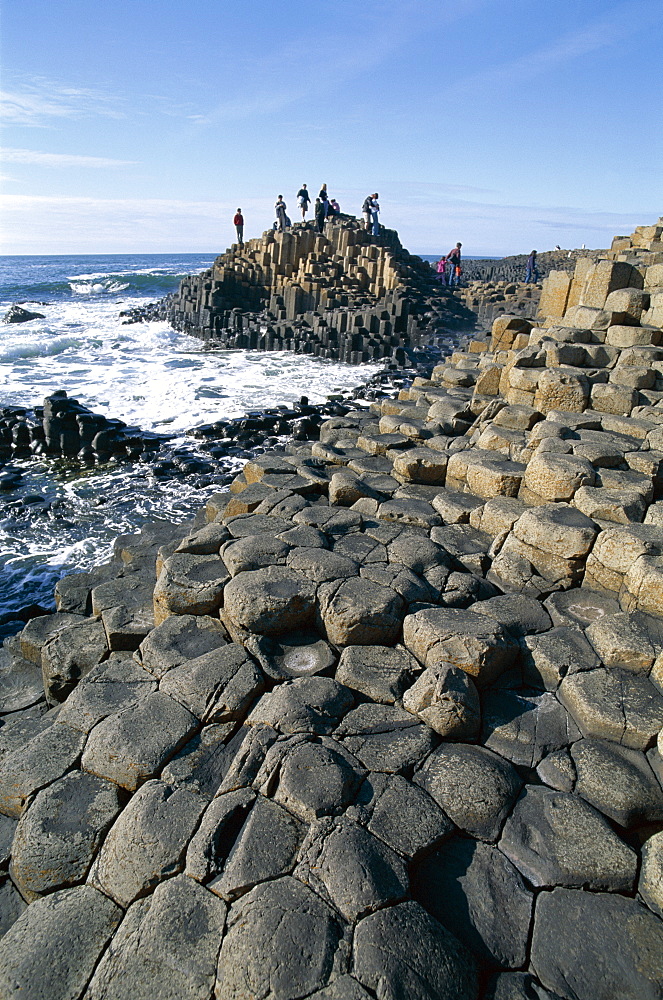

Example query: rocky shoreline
[0,217,663,999]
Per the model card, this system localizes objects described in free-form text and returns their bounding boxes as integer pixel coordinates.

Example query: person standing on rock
[297,184,310,219]
[370,194,380,237]
[525,250,539,283]
[436,256,448,284]
[319,184,329,219]
[447,242,462,286]
[233,208,244,247]
[362,194,373,231]
[275,195,288,232]
[314,197,325,234]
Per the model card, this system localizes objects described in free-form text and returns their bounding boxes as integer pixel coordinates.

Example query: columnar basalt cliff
[164,217,476,363]
[1,221,663,1000]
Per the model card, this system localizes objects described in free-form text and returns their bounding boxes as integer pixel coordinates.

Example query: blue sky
[1,0,661,256]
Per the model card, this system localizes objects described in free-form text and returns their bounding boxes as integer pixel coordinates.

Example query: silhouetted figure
[233,208,244,246]
[275,195,288,232]
[314,197,325,233]
[525,250,539,283]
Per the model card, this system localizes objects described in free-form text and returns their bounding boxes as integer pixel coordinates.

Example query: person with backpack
[297,184,310,219]
[447,242,462,286]
[233,208,244,247]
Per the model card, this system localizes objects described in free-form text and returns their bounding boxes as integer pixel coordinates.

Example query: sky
[1,0,662,257]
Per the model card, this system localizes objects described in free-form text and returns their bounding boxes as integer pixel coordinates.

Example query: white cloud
[0,80,125,126]
[2,148,136,168]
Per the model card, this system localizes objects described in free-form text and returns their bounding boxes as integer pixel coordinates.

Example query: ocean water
[0,253,383,626]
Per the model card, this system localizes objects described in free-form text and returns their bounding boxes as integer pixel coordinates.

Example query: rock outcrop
[1,219,663,999]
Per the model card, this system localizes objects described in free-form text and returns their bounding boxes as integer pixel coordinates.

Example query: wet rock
[216,876,346,1000]
[10,770,122,901]
[3,304,45,323]
[412,837,534,969]
[336,644,415,703]
[500,785,637,891]
[81,691,198,790]
[89,779,205,907]
[530,887,663,1000]
[352,900,478,1000]
[248,676,354,735]
[336,703,438,773]
[85,875,226,1000]
[0,885,122,1000]
[402,663,480,739]
[414,743,522,841]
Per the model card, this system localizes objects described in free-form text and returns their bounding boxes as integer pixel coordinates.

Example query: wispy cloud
[0,80,125,126]
[461,0,658,89]
[2,148,136,168]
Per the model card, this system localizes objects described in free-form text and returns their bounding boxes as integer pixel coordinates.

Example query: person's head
[315,198,321,205]
[374,193,379,199]
[322,183,327,190]
[457,242,462,248]
[302,183,307,188]
[237,208,241,213]
[278,195,283,199]
[531,250,537,255]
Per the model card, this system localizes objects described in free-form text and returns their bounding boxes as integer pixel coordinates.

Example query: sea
[0,252,386,631]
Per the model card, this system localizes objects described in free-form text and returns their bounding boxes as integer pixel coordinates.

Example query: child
[436,257,447,283]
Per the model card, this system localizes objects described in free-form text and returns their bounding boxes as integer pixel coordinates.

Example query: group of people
[435,243,463,287]
[232,185,382,245]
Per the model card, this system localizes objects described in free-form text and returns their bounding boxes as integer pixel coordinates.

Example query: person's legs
[236,226,243,246]
[372,212,379,236]
[525,268,532,283]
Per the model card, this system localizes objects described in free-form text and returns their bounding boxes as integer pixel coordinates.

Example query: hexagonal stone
[138,614,229,680]
[85,875,226,1000]
[530,887,663,1000]
[403,663,480,739]
[558,666,663,750]
[10,770,122,901]
[0,885,122,1000]
[570,738,663,827]
[585,610,663,673]
[18,612,84,665]
[359,563,431,605]
[81,691,198,791]
[470,594,552,638]
[414,744,522,842]
[223,566,316,636]
[246,631,336,681]
[57,655,156,734]
[336,644,416,704]
[216,877,346,1000]
[481,690,581,768]
[160,722,238,797]
[524,452,595,501]
[0,648,43,714]
[287,546,358,583]
[248,677,354,735]
[41,618,109,704]
[185,788,256,883]
[293,505,363,535]
[522,626,600,690]
[208,795,303,902]
[544,588,621,628]
[353,900,478,1000]
[153,553,229,624]
[403,608,518,687]
[89,779,206,907]
[257,737,365,822]
[317,577,405,646]
[499,785,637,891]
[296,815,408,922]
[221,534,291,577]
[353,772,453,859]
[159,643,264,723]
[0,722,86,818]
[336,703,438,773]
[412,838,534,969]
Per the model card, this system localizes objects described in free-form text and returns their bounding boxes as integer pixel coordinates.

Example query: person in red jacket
[233,209,244,247]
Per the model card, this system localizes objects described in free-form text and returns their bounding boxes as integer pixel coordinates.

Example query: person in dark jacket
[233,209,244,246]
[318,184,329,219]
[525,250,539,283]
[275,195,288,232]
[314,197,325,233]
[297,185,310,219]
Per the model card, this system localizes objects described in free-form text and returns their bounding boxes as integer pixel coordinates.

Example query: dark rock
[336,703,438,773]
[248,677,354,735]
[570,738,663,826]
[3,305,45,324]
[352,771,453,858]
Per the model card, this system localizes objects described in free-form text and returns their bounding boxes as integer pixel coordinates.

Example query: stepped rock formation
[163,216,475,363]
[2,220,663,999]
